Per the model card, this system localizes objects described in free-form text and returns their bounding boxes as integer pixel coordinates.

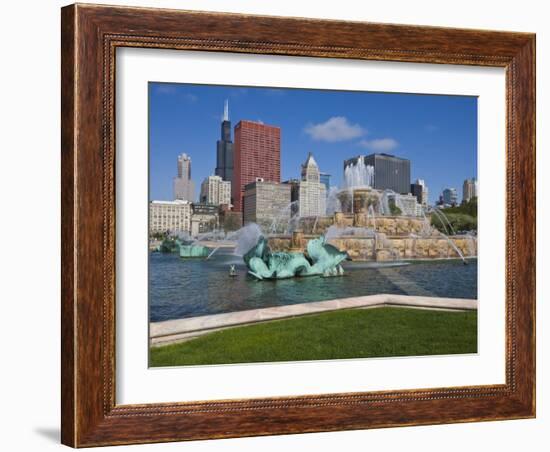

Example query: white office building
[200,175,231,206]
[149,200,192,234]
[298,152,326,217]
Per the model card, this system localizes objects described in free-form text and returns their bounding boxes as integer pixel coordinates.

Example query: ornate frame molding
[61,4,535,447]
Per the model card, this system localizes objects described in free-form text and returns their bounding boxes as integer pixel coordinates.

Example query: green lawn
[150,307,477,367]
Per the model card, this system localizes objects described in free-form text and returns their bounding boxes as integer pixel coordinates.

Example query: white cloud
[359,138,399,152]
[305,116,365,142]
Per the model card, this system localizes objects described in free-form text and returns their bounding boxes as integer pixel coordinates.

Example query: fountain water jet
[232,223,263,256]
[343,157,374,189]
[432,206,457,236]
[268,200,299,235]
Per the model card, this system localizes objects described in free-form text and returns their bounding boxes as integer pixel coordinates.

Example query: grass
[150,307,477,367]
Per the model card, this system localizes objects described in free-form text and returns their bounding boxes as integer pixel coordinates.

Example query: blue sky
[149,83,477,204]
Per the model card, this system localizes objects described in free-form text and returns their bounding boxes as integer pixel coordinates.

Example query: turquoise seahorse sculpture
[243,235,350,280]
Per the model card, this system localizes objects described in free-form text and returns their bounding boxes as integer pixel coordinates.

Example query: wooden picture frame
[61,3,535,447]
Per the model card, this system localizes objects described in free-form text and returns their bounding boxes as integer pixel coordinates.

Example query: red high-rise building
[233,120,281,212]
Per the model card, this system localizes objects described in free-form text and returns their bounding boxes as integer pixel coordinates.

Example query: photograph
[148,83,479,367]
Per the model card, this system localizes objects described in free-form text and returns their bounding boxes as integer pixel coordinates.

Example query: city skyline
[149,83,478,204]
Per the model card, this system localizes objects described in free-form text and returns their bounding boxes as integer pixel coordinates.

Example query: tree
[223,212,243,232]
[388,198,402,216]
[431,212,477,233]
[446,197,477,217]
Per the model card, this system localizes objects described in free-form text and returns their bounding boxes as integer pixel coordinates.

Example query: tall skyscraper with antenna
[215,100,234,189]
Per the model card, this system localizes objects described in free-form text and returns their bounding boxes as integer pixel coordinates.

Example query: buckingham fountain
[231,160,476,281]
[250,159,475,273]
[150,168,477,322]
[156,157,476,282]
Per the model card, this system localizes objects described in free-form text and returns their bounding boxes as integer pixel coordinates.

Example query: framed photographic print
[61,3,536,447]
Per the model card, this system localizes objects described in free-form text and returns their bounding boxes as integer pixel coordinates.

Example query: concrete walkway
[150,294,477,347]
[377,267,435,297]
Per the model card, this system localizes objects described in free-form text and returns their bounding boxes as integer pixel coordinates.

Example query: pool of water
[149,249,477,322]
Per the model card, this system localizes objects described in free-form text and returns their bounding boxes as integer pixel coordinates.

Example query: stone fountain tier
[296,213,430,236]
[268,231,477,262]
[336,187,382,213]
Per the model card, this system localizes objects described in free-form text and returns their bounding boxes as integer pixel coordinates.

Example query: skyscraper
[319,172,331,195]
[344,153,410,194]
[215,100,234,185]
[462,177,478,203]
[173,153,195,201]
[200,175,231,206]
[298,152,326,217]
[411,179,429,206]
[233,120,281,212]
[442,188,458,206]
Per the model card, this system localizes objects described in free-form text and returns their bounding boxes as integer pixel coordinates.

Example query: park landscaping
[150,306,477,367]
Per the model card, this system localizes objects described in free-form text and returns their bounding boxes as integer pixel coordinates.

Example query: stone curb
[150,294,477,347]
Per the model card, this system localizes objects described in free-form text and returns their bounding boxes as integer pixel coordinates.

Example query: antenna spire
[223,99,229,121]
